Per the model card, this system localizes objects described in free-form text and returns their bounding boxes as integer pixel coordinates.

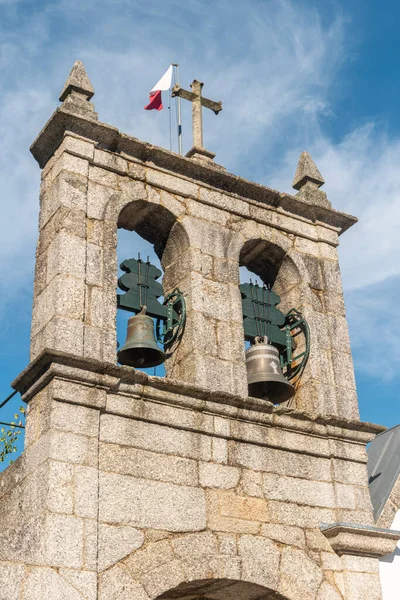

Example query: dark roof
[367,425,400,521]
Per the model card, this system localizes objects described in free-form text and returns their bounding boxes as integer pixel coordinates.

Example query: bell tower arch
[1,60,398,600]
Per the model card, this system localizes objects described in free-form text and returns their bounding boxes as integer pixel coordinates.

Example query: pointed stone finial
[292,151,325,191]
[59,60,94,102]
[292,151,331,208]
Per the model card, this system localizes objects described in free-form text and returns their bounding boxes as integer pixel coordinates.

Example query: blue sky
[1,0,400,458]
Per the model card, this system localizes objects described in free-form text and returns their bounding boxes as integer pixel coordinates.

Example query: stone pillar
[31,134,93,360]
[288,153,359,419]
[279,240,358,420]
[30,133,118,365]
[162,212,247,397]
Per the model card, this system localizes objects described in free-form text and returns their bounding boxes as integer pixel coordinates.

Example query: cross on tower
[172,79,222,161]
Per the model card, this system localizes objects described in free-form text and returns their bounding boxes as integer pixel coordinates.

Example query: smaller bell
[118,307,165,368]
[245,336,295,404]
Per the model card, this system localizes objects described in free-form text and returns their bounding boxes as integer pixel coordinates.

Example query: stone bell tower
[1,60,399,600]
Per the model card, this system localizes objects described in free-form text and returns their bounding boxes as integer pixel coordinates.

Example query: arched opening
[239,239,302,307]
[115,199,190,377]
[238,238,308,404]
[118,200,179,260]
[116,228,163,375]
[240,239,288,286]
[157,579,290,600]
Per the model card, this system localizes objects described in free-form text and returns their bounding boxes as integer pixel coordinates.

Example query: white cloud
[269,122,400,292]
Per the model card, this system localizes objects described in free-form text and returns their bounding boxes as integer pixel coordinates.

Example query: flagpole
[172,63,183,155]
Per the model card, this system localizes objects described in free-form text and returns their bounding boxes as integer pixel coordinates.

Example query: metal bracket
[156,288,186,350]
[281,308,310,381]
[117,256,186,357]
[240,281,310,382]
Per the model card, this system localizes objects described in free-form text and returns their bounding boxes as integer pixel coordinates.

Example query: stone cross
[172,79,222,160]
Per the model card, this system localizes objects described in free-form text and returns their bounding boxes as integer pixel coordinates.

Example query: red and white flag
[144,65,173,111]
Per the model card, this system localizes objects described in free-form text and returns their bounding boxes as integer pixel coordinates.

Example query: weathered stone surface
[218,533,237,555]
[239,534,280,589]
[58,569,97,600]
[317,581,343,600]
[83,518,98,571]
[241,469,264,498]
[52,378,106,409]
[332,459,369,486]
[230,441,332,481]
[344,571,383,600]
[140,558,185,598]
[335,483,356,509]
[100,414,211,461]
[172,531,218,558]
[100,443,198,485]
[306,529,333,551]
[218,490,270,523]
[321,523,400,558]
[199,462,240,489]
[49,430,94,466]
[52,152,89,181]
[63,134,95,161]
[321,551,343,571]
[60,60,95,101]
[262,473,335,507]
[99,565,149,600]
[100,472,206,531]
[146,168,199,198]
[269,500,335,528]
[261,523,306,547]
[98,524,144,571]
[293,151,325,190]
[94,148,127,174]
[206,490,261,534]
[46,231,86,282]
[341,555,379,573]
[75,466,98,518]
[124,539,174,578]
[279,547,323,600]
[47,460,74,514]
[42,513,84,568]
[0,563,25,600]
[50,401,100,437]
[23,567,87,600]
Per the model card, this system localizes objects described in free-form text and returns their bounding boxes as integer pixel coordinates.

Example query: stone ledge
[30,106,357,235]
[320,522,400,557]
[12,351,385,445]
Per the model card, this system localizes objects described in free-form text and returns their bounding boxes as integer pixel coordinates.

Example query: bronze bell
[245,336,295,404]
[117,307,166,368]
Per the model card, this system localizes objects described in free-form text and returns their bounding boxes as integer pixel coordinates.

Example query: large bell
[117,307,166,368]
[245,336,295,404]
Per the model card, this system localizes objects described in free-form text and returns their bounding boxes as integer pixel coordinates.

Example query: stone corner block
[320,522,400,558]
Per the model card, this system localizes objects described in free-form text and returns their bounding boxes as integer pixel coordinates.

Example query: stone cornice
[320,522,400,557]
[30,106,357,236]
[13,351,385,447]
